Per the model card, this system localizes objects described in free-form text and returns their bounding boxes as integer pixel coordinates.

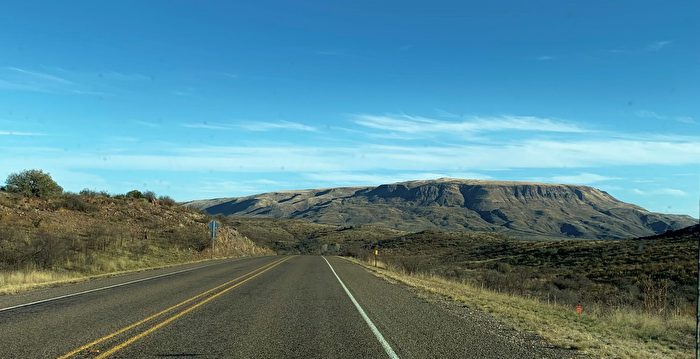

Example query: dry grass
[0,251,261,295]
[0,192,274,295]
[347,257,694,359]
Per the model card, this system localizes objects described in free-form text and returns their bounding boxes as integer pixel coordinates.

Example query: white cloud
[544,173,619,185]
[633,188,687,197]
[537,56,554,61]
[0,66,103,95]
[99,71,150,81]
[181,122,233,130]
[4,138,699,174]
[635,110,695,124]
[0,130,44,136]
[237,121,317,132]
[354,114,587,135]
[646,40,672,51]
[303,171,491,185]
[180,121,317,132]
[1,67,73,84]
[134,120,161,128]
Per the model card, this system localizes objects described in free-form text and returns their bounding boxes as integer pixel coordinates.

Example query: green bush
[143,191,157,201]
[158,195,177,206]
[125,190,143,199]
[59,193,97,212]
[79,189,110,198]
[5,169,63,198]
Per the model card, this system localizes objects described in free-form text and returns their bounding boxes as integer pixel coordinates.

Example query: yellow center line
[93,256,292,359]
[57,256,289,359]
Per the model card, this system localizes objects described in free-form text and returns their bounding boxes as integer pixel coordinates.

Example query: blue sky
[0,1,698,216]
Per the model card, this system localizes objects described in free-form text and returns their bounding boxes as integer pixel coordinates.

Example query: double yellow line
[58,256,291,359]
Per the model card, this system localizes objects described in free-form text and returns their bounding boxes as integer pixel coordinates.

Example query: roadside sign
[209,220,218,259]
[209,220,218,239]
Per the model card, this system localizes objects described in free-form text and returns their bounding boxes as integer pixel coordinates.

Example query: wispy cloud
[354,114,587,135]
[181,122,233,130]
[237,121,317,132]
[98,71,151,81]
[537,55,554,61]
[633,188,687,197]
[6,137,699,174]
[180,121,317,132]
[541,173,620,185]
[303,171,492,185]
[646,40,673,51]
[134,120,161,128]
[635,110,694,124]
[0,130,45,136]
[0,66,104,95]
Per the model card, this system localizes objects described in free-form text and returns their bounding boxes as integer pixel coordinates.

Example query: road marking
[91,256,292,359]
[0,257,256,313]
[323,256,400,359]
[57,256,288,359]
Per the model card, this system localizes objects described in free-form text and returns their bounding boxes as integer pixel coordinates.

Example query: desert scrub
[0,189,273,294]
[347,257,693,359]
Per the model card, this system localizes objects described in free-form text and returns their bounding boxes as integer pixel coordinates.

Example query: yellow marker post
[374,248,378,267]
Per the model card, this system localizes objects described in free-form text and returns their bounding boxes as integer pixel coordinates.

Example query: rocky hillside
[185,178,696,239]
[0,191,273,274]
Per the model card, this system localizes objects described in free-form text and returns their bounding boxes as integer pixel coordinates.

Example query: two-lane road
[0,256,575,358]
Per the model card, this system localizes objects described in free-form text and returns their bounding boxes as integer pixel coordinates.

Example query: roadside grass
[0,192,274,295]
[347,257,693,359]
[0,250,260,295]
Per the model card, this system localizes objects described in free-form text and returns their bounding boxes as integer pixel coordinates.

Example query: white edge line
[323,256,400,359]
[0,257,247,313]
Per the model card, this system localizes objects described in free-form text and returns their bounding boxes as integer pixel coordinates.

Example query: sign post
[374,248,378,267]
[209,220,218,259]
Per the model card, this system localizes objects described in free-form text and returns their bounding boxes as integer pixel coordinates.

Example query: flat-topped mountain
[185,178,696,239]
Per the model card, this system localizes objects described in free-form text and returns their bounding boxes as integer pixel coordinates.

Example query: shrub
[125,190,143,199]
[79,189,109,198]
[5,169,63,198]
[59,193,97,212]
[143,191,157,202]
[158,195,177,206]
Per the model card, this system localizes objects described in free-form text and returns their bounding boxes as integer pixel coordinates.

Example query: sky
[0,0,698,216]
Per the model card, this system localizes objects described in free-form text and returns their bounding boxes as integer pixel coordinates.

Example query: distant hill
[185,178,696,239]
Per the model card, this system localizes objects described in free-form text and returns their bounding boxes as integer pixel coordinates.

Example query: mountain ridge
[185,178,695,239]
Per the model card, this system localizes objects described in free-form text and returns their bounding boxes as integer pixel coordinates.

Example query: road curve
[0,255,576,358]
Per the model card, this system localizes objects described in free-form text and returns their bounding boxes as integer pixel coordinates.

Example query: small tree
[5,170,63,197]
[142,191,157,202]
[158,195,177,206]
[125,190,143,199]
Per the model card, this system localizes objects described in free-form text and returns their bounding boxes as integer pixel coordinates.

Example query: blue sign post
[209,220,218,259]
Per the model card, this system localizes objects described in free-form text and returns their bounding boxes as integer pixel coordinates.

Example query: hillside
[186,178,695,239]
[0,191,273,293]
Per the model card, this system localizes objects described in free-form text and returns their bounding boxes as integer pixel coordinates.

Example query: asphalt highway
[0,255,575,358]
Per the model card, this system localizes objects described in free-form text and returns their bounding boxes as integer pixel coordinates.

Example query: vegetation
[0,172,273,294]
[349,229,700,318]
[5,169,63,198]
[348,257,694,358]
[225,217,404,255]
[227,215,697,356]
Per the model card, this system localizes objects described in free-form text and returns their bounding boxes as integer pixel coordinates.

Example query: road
[0,255,576,358]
